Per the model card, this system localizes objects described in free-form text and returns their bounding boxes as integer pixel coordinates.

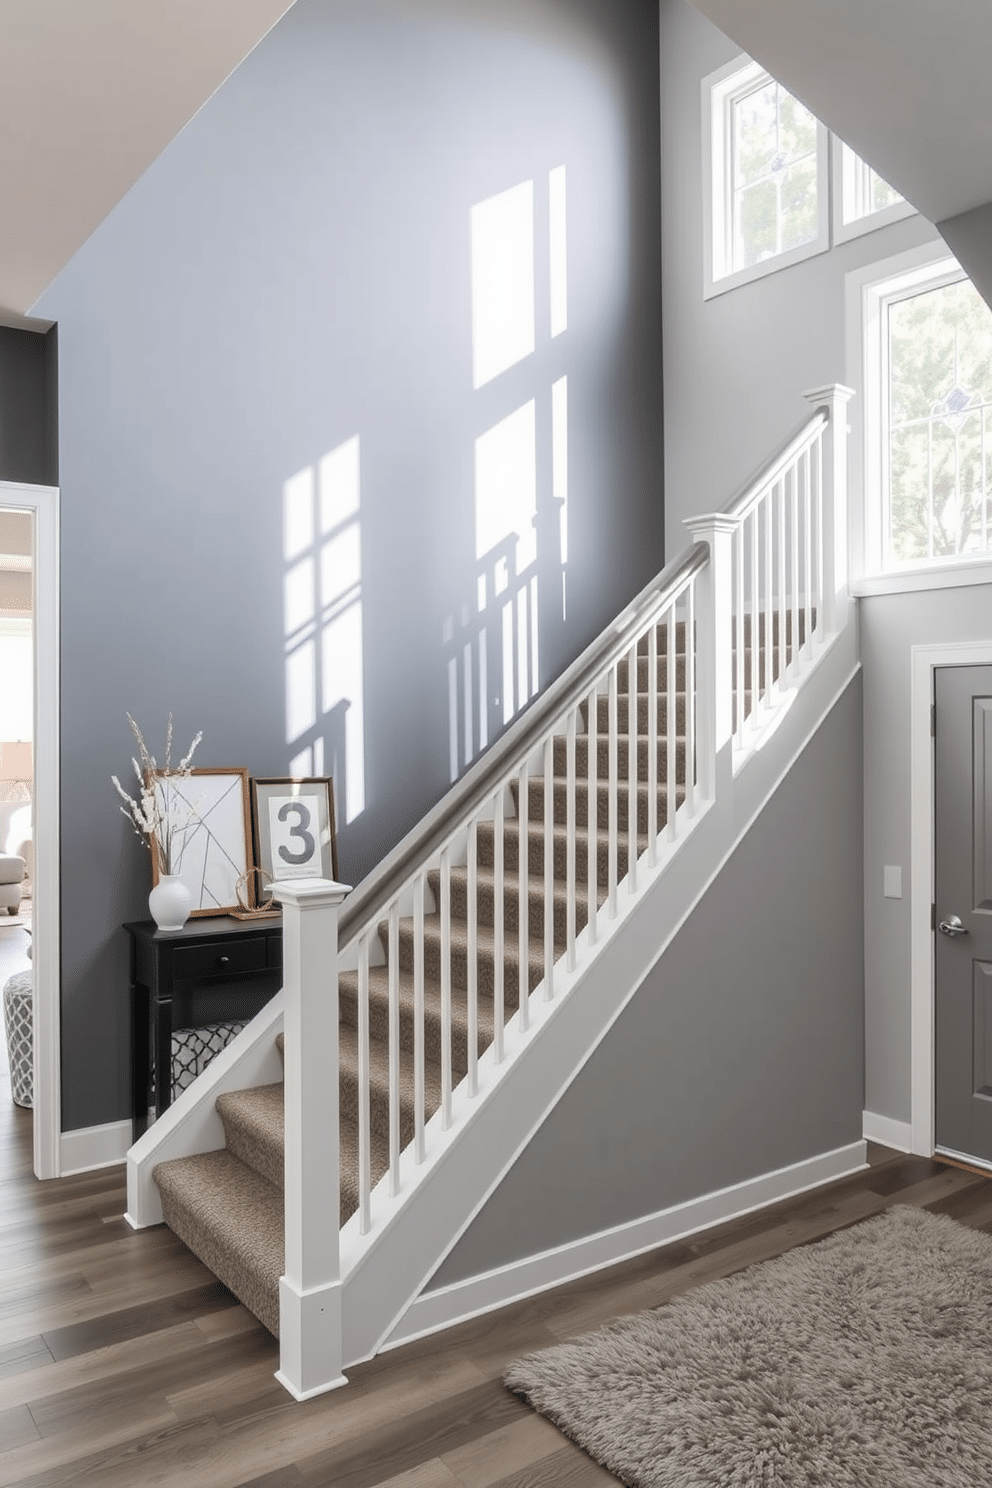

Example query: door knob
[938,914,969,937]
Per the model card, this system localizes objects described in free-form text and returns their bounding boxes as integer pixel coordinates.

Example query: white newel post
[803,383,854,634]
[683,514,736,801]
[271,877,352,1401]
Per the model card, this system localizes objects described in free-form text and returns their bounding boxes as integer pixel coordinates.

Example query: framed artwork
[150,767,253,917]
[250,777,338,904]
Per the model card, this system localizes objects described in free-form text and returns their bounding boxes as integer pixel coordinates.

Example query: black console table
[125,915,283,1140]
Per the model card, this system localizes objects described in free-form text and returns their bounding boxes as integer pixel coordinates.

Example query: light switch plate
[883,865,902,899]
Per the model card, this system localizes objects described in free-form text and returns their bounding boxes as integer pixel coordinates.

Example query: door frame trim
[0,480,60,1178]
[910,640,992,1157]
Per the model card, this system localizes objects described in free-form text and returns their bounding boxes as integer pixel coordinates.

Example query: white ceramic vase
[148,874,191,932]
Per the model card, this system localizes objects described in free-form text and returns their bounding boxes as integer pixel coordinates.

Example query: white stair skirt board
[385,1139,867,1351]
[863,1110,913,1153]
[60,1119,132,1176]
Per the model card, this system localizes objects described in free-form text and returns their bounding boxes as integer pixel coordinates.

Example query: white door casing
[0,481,60,1179]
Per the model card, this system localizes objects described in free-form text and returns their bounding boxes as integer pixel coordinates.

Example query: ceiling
[4,1,990,333]
[689,0,992,229]
[0,0,296,329]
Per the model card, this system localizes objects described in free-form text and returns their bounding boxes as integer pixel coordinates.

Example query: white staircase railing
[126,385,853,1399]
[274,383,853,1394]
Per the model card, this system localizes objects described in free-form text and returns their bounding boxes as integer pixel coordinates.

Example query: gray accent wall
[861,583,992,1126]
[0,325,57,486]
[430,673,864,1287]
[34,0,664,1131]
[659,0,941,560]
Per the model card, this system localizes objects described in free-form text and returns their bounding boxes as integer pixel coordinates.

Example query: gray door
[935,664,992,1164]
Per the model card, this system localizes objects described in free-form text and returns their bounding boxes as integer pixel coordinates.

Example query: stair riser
[339,973,495,1068]
[732,647,788,689]
[393,923,547,1000]
[553,734,687,784]
[519,777,684,836]
[734,610,811,647]
[615,653,688,693]
[475,820,634,886]
[427,866,593,940]
[340,1055,443,1146]
[588,692,688,735]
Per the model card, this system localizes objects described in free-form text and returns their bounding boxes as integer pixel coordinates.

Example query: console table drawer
[172,938,266,981]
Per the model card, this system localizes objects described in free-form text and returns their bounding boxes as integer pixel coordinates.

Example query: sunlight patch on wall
[282,435,366,825]
[471,180,535,389]
[475,400,537,579]
[549,166,567,338]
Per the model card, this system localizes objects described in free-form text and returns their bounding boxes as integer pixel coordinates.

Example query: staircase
[127,384,857,1398]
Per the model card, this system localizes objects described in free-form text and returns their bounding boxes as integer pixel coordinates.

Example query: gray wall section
[861,582,992,1125]
[0,325,57,486]
[938,201,992,317]
[34,0,664,1131]
[659,0,941,559]
[431,674,864,1288]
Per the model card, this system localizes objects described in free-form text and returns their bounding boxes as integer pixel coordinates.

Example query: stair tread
[154,1148,283,1336]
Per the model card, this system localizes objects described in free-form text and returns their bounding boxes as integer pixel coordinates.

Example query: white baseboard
[863,1110,913,1153]
[384,1138,867,1352]
[60,1118,131,1175]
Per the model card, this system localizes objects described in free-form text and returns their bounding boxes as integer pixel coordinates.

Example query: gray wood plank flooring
[2,1077,991,1487]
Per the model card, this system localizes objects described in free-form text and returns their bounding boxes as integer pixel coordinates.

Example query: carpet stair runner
[153,612,804,1336]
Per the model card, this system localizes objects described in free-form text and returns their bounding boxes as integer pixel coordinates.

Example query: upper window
[861,252,992,572]
[704,56,828,297]
[832,140,915,244]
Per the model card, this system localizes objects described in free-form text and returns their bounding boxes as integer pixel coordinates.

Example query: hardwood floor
[3,1089,992,1487]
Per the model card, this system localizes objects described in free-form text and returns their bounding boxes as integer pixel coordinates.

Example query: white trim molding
[863,1109,913,1152]
[910,638,992,1158]
[830,137,916,246]
[0,479,60,1180]
[61,1118,131,1176]
[385,1140,867,1351]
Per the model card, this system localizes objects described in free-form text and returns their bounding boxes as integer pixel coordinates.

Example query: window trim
[844,236,992,585]
[702,54,829,300]
[830,137,917,245]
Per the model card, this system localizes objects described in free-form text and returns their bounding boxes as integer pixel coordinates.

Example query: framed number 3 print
[250,777,338,904]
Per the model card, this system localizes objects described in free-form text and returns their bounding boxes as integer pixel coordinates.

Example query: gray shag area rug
[504,1206,992,1486]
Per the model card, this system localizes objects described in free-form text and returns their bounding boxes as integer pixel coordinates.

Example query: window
[703,56,828,297]
[832,140,915,244]
[859,250,992,573]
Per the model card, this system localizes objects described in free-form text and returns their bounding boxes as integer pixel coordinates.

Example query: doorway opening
[0,483,59,1178]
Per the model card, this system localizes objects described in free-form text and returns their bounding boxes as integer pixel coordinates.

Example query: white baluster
[387,903,400,1196]
[648,618,658,865]
[517,760,529,1032]
[543,735,554,998]
[566,709,577,969]
[357,931,371,1234]
[790,463,800,675]
[803,446,813,658]
[413,871,425,1164]
[667,605,677,842]
[467,818,479,1094]
[440,845,452,1129]
[735,517,746,749]
[587,683,598,945]
[763,489,773,712]
[776,478,786,695]
[493,789,505,1061]
[271,877,350,1402]
[607,665,618,918]
[684,582,696,817]
[627,638,638,891]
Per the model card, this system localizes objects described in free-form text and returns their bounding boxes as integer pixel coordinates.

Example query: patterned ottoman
[3,969,32,1107]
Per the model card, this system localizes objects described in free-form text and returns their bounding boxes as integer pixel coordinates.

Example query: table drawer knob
[218,955,230,966]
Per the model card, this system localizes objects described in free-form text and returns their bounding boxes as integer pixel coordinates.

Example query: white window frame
[845,237,992,591]
[702,54,829,300]
[831,137,916,245]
